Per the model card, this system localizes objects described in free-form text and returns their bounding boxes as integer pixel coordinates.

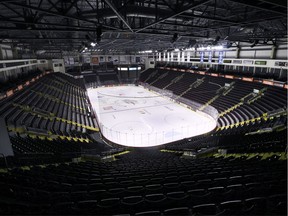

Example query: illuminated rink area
[88,85,217,147]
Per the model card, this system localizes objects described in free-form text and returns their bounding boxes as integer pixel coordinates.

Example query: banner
[208,51,212,63]
[200,52,204,63]
[218,51,223,64]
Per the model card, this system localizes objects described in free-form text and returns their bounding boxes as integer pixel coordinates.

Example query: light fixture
[91,42,96,47]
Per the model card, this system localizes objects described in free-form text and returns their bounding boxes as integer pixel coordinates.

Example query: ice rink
[87,85,217,147]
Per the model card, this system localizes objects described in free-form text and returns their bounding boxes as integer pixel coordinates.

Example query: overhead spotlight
[96,26,102,42]
[250,39,259,48]
[171,33,179,43]
[91,42,96,47]
[212,36,220,45]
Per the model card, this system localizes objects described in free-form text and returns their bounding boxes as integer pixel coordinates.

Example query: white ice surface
[88,85,217,147]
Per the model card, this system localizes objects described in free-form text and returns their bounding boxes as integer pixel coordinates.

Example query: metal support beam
[0,0,23,2]
[227,0,287,15]
[258,0,287,8]
[103,0,133,32]
[1,3,24,17]
[47,0,60,12]
[0,26,98,32]
[0,18,96,30]
[135,0,212,33]
[3,1,119,30]
[192,15,284,34]
[3,1,95,24]
[64,0,80,15]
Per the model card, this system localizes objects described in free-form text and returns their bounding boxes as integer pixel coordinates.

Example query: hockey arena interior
[0,0,287,215]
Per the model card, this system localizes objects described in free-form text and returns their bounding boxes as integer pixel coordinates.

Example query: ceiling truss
[0,0,286,57]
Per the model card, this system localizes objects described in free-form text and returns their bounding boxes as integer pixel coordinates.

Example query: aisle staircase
[163,74,184,90]
[241,87,267,104]
[12,103,99,132]
[200,82,235,111]
[144,70,158,82]
[176,78,205,99]
[150,72,168,85]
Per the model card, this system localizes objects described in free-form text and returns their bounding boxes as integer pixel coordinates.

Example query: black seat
[77,200,98,214]
[207,186,225,204]
[144,193,167,211]
[98,197,121,215]
[244,197,267,215]
[48,201,77,215]
[166,191,189,208]
[145,184,163,192]
[126,186,145,196]
[121,196,145,214]
[267,194,287,216]
[218,200,244,215]
[164,207,191,215]
[135,210,161,215]
[192,203,218,215]
[223,184,244,201]
[187,189,211,206]
[88,189,108,200]
[107,188,126,197]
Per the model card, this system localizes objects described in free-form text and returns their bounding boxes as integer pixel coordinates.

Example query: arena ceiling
[0,0,286,56]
